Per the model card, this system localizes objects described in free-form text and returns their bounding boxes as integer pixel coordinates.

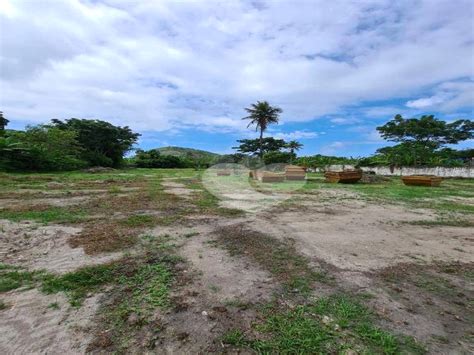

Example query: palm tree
[242,101,282,157]
[286,140,303,155]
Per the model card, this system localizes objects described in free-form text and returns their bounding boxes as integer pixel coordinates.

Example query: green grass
[0,263,47,292]
[42,263,118,306]
[120,214,156,227]
[223,294,426,354]
[0,207,86,224]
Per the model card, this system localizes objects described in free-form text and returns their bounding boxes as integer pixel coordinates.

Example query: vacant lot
[1,169,473,354]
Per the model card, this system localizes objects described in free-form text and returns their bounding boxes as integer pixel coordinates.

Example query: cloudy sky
[1,0,473,156]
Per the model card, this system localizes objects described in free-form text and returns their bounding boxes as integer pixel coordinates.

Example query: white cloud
[0,0,473,135]
[272,130,319,140]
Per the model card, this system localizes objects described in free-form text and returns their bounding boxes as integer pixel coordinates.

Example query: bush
[134,149,190,168]
[263,151,295,165]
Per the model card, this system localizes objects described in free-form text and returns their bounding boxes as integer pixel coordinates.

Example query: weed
[48,302,60,310]
[224,294,426,354]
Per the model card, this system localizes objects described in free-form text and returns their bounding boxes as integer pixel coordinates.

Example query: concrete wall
[360,166,473,178]
[308,165,473,178]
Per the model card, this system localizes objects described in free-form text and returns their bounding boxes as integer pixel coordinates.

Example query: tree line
[1,107,472,172]
[0,113,139,171]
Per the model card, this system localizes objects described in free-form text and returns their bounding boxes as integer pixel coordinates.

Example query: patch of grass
[223,294,426,354]
[42,263,119,306]
[0,263,47,292]
[120,214,156,227]
[48,302,60,310]
[0,300,7,310]
[0,206,86,224]
[405,217,474,227]
[215,225,330,295]
[88,236,181,352]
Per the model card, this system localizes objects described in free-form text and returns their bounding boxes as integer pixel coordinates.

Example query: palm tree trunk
[259,128,264,158]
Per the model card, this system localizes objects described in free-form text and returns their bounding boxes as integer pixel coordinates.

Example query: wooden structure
[285,165,306,180]
[324,170,362,183]
[402,175,442,187]
[256,171,285,183]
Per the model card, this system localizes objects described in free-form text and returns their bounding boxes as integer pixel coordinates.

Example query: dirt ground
[1,171,473,354]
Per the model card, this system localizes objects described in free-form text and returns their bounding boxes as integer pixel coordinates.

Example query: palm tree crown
[242,101,282,157]
[286,140,303,154]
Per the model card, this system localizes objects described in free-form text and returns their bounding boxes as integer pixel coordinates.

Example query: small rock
[201,311,208,317]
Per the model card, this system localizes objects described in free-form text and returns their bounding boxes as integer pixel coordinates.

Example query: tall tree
[233,137,287,156]
[0,111,9,134]
[51,118,140,167]
[377,114,473,166]
[286,140,303,155]
[242,101,282,157]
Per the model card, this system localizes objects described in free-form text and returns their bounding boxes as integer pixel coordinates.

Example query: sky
[0,0,473,157]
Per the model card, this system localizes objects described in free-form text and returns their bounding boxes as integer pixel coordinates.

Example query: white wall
[308,166,473,178]
[359,166,473,178]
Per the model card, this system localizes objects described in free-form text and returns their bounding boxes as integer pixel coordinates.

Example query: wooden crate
[285,165,306,181]
[402,175,442,187]
[324,170,362,183]
[256,171,285,183]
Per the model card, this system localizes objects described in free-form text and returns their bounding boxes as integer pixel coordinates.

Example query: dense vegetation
[0,113,139,171]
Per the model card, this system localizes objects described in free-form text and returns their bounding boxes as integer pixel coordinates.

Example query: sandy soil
[0,289,101,354]
[1,220,122,273]
[248,192,473,271]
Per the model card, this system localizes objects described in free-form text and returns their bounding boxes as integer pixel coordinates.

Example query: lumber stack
[285,165,306,180]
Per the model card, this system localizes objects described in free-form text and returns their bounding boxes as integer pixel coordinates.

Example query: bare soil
[1,177,473,354]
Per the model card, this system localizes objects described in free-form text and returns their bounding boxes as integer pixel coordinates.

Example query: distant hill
[155,146,220,160]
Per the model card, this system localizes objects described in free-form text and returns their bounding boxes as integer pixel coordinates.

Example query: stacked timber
[285,165,306,180]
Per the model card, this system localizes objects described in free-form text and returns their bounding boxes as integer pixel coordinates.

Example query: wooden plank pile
[285,165,306,180]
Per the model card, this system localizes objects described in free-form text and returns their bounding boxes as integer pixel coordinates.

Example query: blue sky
[1,0,473,157]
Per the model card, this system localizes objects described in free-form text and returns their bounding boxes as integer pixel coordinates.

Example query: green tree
[242,101,282,157]
[286,140,303,155]
[4,126,86,171]
[233,137,287,156]
[0,111,9,134]
[134,149,188,168]
[263,151,295,165]
[51,118,140,167]
[377,114,473,166]
[286,140,303,163]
